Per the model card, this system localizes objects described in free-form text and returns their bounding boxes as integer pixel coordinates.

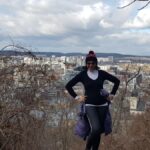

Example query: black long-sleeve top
[65,70,120,105]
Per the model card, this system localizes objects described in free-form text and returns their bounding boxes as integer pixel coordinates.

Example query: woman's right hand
[75,95,87,103]
[106,94,114,101]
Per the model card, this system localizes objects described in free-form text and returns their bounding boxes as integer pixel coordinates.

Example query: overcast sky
[0,0,150,56]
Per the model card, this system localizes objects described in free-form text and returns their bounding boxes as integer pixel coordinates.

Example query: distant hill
[31,52,146,58]
[0,50,35,57]
[25,52,150,58]
[0,50,149,58]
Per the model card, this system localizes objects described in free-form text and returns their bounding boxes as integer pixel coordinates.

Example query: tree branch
[118,0,136,9]
[127,67,141,84]
[138,1,150,10]
[118,0,150,10]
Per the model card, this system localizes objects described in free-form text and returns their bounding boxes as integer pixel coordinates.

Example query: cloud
[123,8,150,28]
[109,30,150,44]
[0,0,149,55]
[99,20,113,28]
[0,0,110,36]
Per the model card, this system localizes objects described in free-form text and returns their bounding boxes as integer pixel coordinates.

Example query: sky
[0,0,150,56]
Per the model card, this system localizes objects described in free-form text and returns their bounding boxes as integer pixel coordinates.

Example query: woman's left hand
[106,94,114,101]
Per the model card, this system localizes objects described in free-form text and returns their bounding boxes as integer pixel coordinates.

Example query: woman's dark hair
[82,65,99,71]
[82,50,99,70]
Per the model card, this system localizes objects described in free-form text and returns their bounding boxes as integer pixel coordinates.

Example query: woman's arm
[101,70,120,95]
[65,72,83,98]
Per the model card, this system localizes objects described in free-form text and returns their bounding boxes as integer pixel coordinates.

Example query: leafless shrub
[0,43,86,150]
[99,65,150,150]
[0,44,62,150]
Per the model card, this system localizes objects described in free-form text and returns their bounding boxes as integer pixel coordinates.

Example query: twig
[0,44,36,58]
[118,0,136,9]
[118,0,150,10]
[138,1,150,10]
[127,67,141,84]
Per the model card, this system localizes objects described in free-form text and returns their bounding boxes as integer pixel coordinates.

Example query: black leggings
[85,106,108,150]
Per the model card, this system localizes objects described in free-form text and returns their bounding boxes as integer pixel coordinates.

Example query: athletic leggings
[85,106,108,150]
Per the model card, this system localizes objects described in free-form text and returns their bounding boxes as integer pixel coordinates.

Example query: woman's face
[86,61,96,71]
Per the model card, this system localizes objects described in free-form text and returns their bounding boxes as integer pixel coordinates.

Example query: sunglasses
[87,62,95,65]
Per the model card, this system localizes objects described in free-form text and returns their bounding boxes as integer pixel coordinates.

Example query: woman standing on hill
[65,51,120,150]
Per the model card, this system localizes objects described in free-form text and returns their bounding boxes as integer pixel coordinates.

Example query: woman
[65,51,120,150]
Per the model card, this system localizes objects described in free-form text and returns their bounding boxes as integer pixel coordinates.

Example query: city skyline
[0,0,150,56]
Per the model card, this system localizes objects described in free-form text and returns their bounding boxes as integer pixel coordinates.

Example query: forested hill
[0,50,148,58]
